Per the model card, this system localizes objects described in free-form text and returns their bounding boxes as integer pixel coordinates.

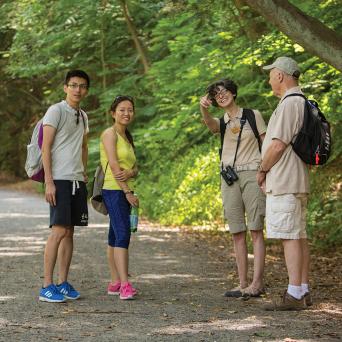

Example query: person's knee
[50,226,69,242]
[232,231,246,244]
[63,227,74,239]
[250,230,264,242]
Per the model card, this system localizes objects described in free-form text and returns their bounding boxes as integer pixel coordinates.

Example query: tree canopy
[0,0,341,248]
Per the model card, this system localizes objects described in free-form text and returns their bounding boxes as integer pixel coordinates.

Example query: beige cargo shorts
[266,193,308,239]
[221,170,265,234]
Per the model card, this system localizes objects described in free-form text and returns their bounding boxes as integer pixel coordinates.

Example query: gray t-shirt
[43,100,89,181]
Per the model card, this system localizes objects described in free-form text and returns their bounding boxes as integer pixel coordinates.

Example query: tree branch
[118,0,150,74]
[244,0,342,71]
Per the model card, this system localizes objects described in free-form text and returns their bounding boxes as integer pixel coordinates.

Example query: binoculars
[221,165,238,186]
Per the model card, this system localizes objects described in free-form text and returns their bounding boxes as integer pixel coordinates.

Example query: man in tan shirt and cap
[257,56,311,310]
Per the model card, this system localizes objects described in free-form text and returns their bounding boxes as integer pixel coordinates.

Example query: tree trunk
[244,0,342,71]
[119,0,150,74]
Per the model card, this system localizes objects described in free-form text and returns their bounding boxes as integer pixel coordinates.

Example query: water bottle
[130,206,139,233]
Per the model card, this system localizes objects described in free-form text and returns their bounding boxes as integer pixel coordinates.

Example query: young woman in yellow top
[100,95,139,300]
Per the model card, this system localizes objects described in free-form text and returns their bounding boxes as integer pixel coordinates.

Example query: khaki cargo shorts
[266,193,308,239]
[221,170,265,234]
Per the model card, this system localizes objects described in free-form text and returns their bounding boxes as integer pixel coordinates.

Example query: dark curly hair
[110,95,135,148]
[206,79,238,107]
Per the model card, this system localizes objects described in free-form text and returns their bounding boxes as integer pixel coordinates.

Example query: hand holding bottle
[130,206,139,233]
[125,192,139,207]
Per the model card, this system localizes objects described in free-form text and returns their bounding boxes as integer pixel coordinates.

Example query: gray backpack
[90,163,108,215]
[25,120,44,182]
[25,107,62,182]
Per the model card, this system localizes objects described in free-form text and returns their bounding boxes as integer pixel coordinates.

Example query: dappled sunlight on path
[0,189,341,341]
[152,317,266,336]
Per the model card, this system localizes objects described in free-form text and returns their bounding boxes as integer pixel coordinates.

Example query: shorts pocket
[257,191,266,215]
[269,194,296,232]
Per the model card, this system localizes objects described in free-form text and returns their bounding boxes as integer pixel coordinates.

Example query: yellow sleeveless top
[100,130,136,190]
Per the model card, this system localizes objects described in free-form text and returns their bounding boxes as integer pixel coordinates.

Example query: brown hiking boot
[263,290,306,311]
[304,292,313,306]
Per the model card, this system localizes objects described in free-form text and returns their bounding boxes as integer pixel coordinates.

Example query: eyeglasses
[67,83,88,90]
[213,89,229,99]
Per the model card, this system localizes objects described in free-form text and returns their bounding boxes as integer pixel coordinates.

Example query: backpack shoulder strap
[282,93,307,102]
[242,108,261,152]
[55,103,64,131]
[219,116,228,160]
[104,162,109,177]
[79,109,86,129]
[231,111,247,167]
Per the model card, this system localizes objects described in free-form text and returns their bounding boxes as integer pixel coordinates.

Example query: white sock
[301,283,309,295]
[287,284,303,300]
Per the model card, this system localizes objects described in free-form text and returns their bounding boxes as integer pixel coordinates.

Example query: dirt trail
[0,189,341,341]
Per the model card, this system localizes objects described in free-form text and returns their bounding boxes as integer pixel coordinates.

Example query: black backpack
[219,108,261,160]
[283,94,331,165]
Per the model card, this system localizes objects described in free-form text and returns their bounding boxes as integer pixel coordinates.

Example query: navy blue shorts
[50,180,88,228]
[102,189,131,249]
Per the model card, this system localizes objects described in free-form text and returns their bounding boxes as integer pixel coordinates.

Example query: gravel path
[0,189,341,341]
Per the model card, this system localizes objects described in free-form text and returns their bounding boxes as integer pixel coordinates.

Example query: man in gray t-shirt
[43,100,89,181]
[39,70,90,303]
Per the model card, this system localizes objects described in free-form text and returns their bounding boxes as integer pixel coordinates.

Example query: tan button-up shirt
[215,108,266,168]
[262,86,309,195]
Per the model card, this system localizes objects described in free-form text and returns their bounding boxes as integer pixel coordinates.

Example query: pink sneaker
[120,282,135,300]
[108,281,138,297]
[107,281,120,295]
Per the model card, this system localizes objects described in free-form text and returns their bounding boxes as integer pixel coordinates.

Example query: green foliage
[307,162,342,248]
[136,139,223,225]
[0,0,341,248]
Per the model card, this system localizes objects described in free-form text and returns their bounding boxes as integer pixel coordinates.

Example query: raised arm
[200,94,219,134]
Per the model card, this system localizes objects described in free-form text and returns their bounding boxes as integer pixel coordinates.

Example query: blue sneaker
[57,281,80,300]
[39,284,65,303]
